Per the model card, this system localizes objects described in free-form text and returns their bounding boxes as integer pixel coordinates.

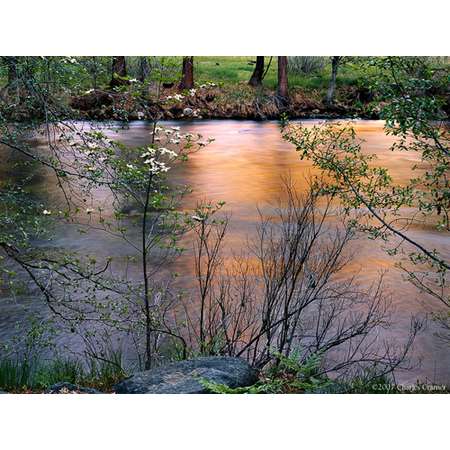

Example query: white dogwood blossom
[143,158,170,174]
[159,148,178,158]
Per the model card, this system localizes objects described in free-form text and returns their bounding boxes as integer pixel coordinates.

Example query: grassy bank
[0,354,126,393]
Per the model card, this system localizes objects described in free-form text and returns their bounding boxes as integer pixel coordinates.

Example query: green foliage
[201,351,330,394]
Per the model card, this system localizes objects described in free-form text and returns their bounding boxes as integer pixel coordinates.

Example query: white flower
[126,164,135,169]
[85,89,94,95]
[129,78,138,83]
[165,129,173,135]
[169,139,180,145]
[141,147,156,158]
[191,215,204,222]
[168,93,184,102]
[171,126,180,131]
[189,88,197,97]
[86,208,94,214]
[43,210,52,215]
[144,158,170,174]
[159,148,178,158]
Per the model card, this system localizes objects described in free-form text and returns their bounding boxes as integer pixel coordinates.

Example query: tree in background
[1,57,18,85]
[248,56,265,87]
[179,56,194,90]
[325,56,343,106]
[138,56,150,82]
[277,56,289,102]
[110,56,128,88]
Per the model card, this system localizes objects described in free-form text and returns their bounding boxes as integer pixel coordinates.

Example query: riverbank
[2,353,448,394]
[69,83,379,121]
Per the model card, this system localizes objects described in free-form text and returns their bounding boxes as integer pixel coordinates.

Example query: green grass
[194,56,321,90]
[192,57,364,91]
[144,56,364,93]
[0,352,127,393]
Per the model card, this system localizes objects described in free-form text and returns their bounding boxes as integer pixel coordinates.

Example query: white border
[0,1,448,448]
[0,0,449,55]
[0,394,448,449]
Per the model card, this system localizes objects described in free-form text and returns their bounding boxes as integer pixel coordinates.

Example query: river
[0,119,449,384]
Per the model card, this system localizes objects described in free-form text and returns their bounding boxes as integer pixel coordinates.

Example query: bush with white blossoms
[1,116,216,370]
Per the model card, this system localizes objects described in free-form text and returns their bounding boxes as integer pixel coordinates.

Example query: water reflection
[0,119,448,383]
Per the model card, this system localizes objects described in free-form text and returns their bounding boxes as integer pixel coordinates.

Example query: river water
[1,119,449,384]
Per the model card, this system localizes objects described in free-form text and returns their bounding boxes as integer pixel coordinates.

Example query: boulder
[114,356,258,394]
[45,382,101,394]
[182,107,194,117]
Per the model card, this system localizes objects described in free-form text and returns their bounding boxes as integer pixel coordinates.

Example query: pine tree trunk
[277,56,289,101]
[249,56,265,87]
[179,56,194,90]
[326,56,340,106]
[138,57,150,82]
[110,56,128,88]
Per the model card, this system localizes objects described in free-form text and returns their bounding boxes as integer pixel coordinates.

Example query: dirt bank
[70,83,380,121]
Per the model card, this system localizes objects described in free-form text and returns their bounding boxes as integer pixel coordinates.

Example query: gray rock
[183,107,194,117]
[114,356,258,394]
[45,382,101,394]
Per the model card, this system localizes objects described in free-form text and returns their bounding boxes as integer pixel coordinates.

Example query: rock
[70,90,114,111]
[182,107,194,117]
[114,356,258,394]
[45,382,101,394]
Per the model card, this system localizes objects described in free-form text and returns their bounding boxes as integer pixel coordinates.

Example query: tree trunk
[1,57,20,101]
[277,56,289,101]
[179,56,194,90]
[91,56,98,89]
[326,56,341,106]
[138,57,150,82]
[5,57,18,85]
[249,56,265,87]
[110,56,128,88]
[1,57,18,86]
